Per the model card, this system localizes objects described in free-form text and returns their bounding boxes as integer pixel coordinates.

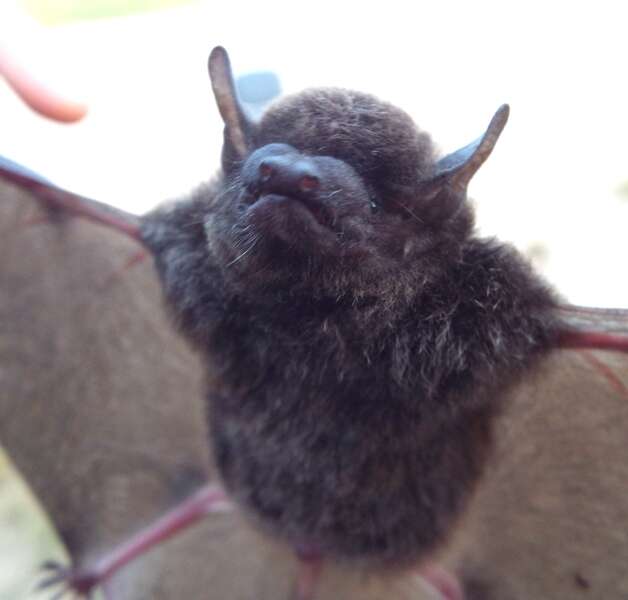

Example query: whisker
[226,235,260,267]
[392,200,424,225]
[324,189,343,201]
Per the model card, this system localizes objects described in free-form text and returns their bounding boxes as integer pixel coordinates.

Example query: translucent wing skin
[0,157,142,241]
[0,174,213,597]
[445,337,628,599]
[0,172,437,599]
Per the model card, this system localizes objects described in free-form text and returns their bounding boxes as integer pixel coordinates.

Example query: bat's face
[202,47,507,300]
[205,88,473,298]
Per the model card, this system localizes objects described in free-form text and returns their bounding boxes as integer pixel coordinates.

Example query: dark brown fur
[141,86,558,567]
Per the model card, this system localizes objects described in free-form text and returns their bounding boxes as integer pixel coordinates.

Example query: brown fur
[141,85,556,569]
[257,88,436,191]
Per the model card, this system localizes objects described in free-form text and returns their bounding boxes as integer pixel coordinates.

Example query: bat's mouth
[245,192,334,230]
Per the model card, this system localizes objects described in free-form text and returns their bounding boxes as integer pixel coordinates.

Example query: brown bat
[1,46,627,600]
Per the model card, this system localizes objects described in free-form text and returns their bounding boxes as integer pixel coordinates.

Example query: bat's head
[206,47,508,300]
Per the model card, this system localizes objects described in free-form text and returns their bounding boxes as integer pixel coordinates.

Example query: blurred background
[0,0,627,597]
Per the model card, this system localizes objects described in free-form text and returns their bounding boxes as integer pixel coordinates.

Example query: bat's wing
[444,305,628,598]
[558,304,628,333]
[556,304,628,352]
[0,167,435,599]
[0,164,219,597]
[0,158,143,242]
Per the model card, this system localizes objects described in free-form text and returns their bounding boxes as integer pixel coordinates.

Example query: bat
[2,46,628,600]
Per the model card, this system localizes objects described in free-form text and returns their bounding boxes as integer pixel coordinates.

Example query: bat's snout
[244,146,321,201]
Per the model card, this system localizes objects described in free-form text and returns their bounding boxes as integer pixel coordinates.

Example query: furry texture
[141,87,559,568]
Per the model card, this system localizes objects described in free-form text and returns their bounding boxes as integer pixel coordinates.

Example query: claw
[38,562,70,590]
[40,559,65,572]
[37,560,99,599]
[38,570,70,590]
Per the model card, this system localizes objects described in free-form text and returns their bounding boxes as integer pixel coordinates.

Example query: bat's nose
[255,155,320,198]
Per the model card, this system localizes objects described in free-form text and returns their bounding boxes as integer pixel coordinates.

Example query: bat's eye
[259,163,274,181]
[299,175,320,193]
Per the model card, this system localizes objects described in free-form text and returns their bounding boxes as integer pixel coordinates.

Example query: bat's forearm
[41,484,230,596]
[555,305,628,353]
[0,160,143,243]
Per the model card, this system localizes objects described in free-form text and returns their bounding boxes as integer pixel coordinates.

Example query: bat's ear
[429,104,510,195]
[208,46,255,171]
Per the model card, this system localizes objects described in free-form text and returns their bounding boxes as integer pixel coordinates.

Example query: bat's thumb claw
[37,559,100,598]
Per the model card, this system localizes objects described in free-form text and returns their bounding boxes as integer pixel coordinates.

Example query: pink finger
[0,46,87,123]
